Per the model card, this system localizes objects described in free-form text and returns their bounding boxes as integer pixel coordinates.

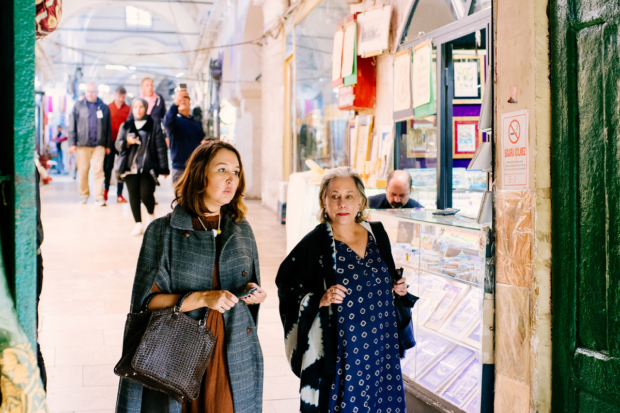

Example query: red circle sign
[508,120,520,144]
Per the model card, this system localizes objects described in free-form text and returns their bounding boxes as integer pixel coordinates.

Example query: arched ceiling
[39,0,214,100]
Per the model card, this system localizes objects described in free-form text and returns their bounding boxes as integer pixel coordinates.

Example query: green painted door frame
[0,0,37,347]
[550,0,620,411]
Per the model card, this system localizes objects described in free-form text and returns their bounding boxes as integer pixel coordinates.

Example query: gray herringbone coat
[115,206,264,413]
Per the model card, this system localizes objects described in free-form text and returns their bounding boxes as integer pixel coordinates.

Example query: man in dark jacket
[163,87,205,183]
[368,170,424,209]
[67,82,112,206]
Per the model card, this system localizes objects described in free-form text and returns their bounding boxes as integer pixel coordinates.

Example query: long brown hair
[173,140,247,222]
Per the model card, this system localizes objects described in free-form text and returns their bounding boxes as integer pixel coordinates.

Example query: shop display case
[369,209,494,413]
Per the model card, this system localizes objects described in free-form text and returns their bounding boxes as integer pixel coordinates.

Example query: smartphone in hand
[235,288,257,299]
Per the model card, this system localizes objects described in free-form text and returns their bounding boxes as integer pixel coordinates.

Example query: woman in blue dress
[276,167,409,413]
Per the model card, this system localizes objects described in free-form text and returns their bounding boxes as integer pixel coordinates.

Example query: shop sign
[501,109,529,189]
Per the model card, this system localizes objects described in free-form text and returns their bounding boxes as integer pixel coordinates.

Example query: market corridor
[38,177,298,412]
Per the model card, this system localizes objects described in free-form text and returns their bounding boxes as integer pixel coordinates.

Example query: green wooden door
[550,1,620,411]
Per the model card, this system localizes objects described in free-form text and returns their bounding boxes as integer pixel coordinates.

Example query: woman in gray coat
[115,140,266,413]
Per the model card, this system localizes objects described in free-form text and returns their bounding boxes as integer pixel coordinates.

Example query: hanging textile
[35,0,62,40]
[0,237,48,411]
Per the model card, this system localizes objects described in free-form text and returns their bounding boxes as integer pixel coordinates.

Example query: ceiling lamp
[175,72,185,78]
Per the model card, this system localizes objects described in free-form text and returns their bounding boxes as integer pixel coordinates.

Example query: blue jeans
[56,143,64,174]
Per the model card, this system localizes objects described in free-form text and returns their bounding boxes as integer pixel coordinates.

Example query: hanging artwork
[332,28,345,83]
[341,22,357,78]
[454,62,479,97]
[393,50,412,114]
[453,117,482,159]
[413,40,432,108]
[453,55,485,104]
[357,5,392,58]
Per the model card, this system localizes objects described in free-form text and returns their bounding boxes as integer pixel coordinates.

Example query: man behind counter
[368,170,424,209]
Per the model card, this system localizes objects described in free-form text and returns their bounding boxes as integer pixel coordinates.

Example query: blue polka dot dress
[328,232,407,413]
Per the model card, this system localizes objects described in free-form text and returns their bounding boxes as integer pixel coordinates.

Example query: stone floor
[39,175,299,412]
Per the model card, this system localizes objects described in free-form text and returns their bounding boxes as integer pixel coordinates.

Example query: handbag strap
[174,291,210,326]
[369,222,402,282]
[142,292,161,312]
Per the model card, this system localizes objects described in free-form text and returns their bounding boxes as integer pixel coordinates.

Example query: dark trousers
[104,145,124,196]
[124,173,156,223]
[36,253,47,390]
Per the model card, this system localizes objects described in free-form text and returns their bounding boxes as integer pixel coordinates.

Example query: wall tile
[494,374,530,413]
[495,283,530,384]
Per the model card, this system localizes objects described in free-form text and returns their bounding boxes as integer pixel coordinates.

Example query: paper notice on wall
[341,22,357,78]
[413,41,431,108]
[501,110,529,189]
[332,28,345,81]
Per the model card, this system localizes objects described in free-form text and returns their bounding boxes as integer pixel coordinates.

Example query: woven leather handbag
[114,291,216,403]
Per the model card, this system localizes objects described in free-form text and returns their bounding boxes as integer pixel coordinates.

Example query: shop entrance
[550,0,620,411]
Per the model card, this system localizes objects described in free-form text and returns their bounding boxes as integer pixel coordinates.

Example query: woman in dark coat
[116,140,266,413]
[116,98,169,236]
[276,167,409,413]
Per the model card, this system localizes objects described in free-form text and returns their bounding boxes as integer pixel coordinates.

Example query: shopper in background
[163,87,205,184]
[116,98,169,236]
[105,86,130,204]
[67,82,112,206]
[115,140,265,412]
[276,167,408,413]
[368,169,424,209]
[129,78,167,128]
[52,125,67,174]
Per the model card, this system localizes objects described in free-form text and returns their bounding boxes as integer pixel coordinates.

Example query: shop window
[402,117,439,208]
[450,29,487,216]
[293,0,350,172]
[470,0,492,14]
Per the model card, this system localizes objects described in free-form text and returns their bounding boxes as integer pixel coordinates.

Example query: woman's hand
[200,290,239,312]
[320,284,347,308]
[240,282,267,305]
[393,278,408,296]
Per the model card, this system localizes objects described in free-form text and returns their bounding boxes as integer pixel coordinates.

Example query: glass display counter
[368,209,494,413]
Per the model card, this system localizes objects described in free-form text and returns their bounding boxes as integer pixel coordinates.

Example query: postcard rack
[369,209,494,413]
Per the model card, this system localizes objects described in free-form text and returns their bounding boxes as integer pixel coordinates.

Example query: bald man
[368,170,424,209]
[128,78,167,127]
[67,82,112,206]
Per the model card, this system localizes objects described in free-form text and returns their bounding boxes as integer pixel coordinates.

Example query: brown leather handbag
[114,291,216,403]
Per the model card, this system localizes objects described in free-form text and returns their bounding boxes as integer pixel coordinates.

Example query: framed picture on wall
[453,55,485,104]
[453,117,482,159]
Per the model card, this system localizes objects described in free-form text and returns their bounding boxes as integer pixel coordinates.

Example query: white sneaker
[81,197,88,204]
[144,213,156,228]
[131,222,144,236]
[94,198,106,207]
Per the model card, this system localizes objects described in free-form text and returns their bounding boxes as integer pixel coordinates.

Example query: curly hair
[173,140,247,222]
[317,167,369,224]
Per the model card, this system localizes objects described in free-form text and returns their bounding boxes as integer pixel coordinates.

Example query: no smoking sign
[501,110,529,189]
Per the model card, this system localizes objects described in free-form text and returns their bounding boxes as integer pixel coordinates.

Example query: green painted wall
[0,0,36,347]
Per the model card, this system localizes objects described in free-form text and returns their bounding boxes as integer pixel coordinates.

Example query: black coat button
[242,271,248,276]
